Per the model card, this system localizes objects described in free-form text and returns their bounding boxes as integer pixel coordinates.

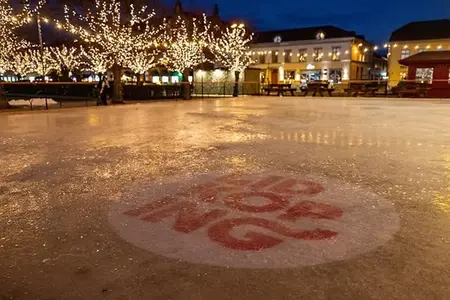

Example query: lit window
[285,49,292,63]
[259,53,266,64]
[313,48,323,62]
[416,68,433,83]
[271,51,278,63]
[298,49,307,62]
[332,47,341,61]
[152,76,160,83]
[401,49,411,59]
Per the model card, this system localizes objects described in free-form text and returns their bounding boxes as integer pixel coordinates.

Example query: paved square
[1,97,450,299]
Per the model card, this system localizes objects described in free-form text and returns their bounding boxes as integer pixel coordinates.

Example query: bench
[396,82,430,98]
[345,82,381,97]
[264,84,296,96]
[302,82,334,97]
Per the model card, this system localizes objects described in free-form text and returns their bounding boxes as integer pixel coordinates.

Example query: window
[329,69,342,83]
[416,68,433,83]
[313,48,323,62]
[259,53,266,64]
[356,67,359,79]
[284,71,295,81]
[298,49,307,62]
[272,51,278,63]
[332,47,341,61]
[401,49,411,59]
[285,49,292,63]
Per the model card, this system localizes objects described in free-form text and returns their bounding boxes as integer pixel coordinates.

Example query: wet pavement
[1,96,450,299]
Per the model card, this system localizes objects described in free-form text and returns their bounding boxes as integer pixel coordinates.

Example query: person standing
[99,76,110,106]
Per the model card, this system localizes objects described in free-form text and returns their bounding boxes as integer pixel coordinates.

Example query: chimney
[213,4,219,17]
[175,0,182,14]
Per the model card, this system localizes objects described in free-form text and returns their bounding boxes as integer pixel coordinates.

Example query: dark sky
[167,0,450,44]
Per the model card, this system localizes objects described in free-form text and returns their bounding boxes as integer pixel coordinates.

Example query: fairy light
[208,22,253,74]
[28,47,58,75]
[9,51,33,78]
[62,0,161,68]
[0,0,41,73]
[50,45,82,72]
[80,46,111,74]
[125,50,157,75]
[163,15,210,73]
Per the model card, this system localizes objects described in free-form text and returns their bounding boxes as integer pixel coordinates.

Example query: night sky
[167,0,450,44]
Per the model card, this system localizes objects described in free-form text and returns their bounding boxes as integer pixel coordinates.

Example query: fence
[1,79,448,111]
[192,81,261,97]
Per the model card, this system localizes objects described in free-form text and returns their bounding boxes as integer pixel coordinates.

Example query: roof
[253,25,360,44]
[390,19,450,42]
[373,52,388,60]
[399,51,450,65]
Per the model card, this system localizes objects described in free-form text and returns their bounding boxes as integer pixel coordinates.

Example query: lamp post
[36,12,45,77]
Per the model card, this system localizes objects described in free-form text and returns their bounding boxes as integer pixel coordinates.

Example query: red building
[399,51,450,97]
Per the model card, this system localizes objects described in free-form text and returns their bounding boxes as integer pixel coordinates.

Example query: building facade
[371,52,388,80]
[388,19,450,86]
[249,26,374,85]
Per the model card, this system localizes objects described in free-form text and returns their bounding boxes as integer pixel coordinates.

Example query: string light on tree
[9,51,33,79]
[125,50,157,82]
[80,46,112,75]
[61,0,161,101]
[208,22,253,97]
[163,14,211,100]
[28,47,58,76]
[0,0,42,73]
[50,45,83,79]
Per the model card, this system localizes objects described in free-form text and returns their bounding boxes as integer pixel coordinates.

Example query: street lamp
[36,12,45,76]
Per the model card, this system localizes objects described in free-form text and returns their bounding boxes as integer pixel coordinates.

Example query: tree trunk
[61,66,70,82]
[0,84,8,109]
[233,70,240,97]
[137,73,144,86]
[112,63,124,103]
[182,68,191,100]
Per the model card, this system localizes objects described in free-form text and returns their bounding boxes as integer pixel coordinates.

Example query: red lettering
[199,186,241,203]
[223,191,289,213]
[140,202,228,233]
[208,217,337,250]
[271,179,324,195]
[278,201,343,222]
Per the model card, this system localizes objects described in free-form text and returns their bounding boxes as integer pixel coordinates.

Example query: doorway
[271,71,278,84]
